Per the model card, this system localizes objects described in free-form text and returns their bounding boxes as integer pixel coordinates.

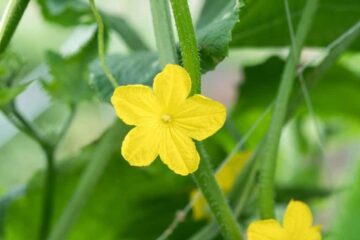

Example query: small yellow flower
[247,200,321,240]
[192,152,250,219]
[111,64,226,175]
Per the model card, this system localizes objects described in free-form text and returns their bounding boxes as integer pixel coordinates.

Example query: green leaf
[0,187,24,239]
[36,0,92,26]
[233,56,360,120]
[43,52,93,103]
[43,27,100,103]
[196,0,242,72]
[230,56,360,148]
[334,159,360,240]
[275,185,332,203]
[90,0,242,101]
[231,0,360,49]
[0,83,29,106]
[309,64,360,119]
[89,52,160,101]
[4,125,198,240]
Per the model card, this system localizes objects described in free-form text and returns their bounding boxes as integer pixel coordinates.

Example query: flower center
[161,114,172,123]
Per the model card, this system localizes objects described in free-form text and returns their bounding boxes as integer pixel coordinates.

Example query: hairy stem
[89,0,118,88]
[150,0,178,67]
[258,0,318,219]
[187,16,360,240]
[170,0,201,95]
[0,0,30,54]
[170,0,242,239]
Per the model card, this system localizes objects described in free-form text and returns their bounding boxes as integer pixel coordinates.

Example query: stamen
[161,114,172,123]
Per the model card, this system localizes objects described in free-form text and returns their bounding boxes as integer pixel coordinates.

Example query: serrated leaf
[37,0,92,26]
[89,52,160,101]
[43,52,93,103]
[231,0,360,49]
[197,0,241,72]
[90,0,242,101]
[43,27,100,103]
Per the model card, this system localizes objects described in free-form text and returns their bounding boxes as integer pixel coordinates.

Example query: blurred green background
[0,0,360,239]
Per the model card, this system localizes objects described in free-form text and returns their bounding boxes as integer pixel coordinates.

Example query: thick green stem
[189,17,360,240]
[258,0,318,219]
[38,149,56,240]
[170,0,242,239]
[0,0,30,54]
[192,143,243,240]
[89,0,118,88]
[150,0,178,67]
[48,122,127,240]
[170,0,201,95]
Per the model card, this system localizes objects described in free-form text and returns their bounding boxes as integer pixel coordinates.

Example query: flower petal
[153,64,191,112]
[283,200,314,236]
[121,126,161,166]
[174,94,226,141]
[247,219,285,240]
[111,85,160,126]
[159,127,199,175]
[302,226,322,240]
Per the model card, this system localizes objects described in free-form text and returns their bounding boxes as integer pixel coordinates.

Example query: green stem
[192,143,243,240]
[150,0,178,67]
[190,143,262,240]
[9,103,55,240]
[6,102,77,240]
[38,148,56,240]
[189,17,360,239]
[0,0,30,54]
[10,102,50,149]
[170,0,242,239]
[170,0,201,95]
[54,105,77,147]
[48,122,128,240]
[89,0,118,88]
[258,0,318,219]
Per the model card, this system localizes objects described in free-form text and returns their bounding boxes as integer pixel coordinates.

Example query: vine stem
[170,0,242,239]
[164,17,360,240]
[88,0,118,88]
[47,122,127,240]
[0,0,30,54]
[6,102,76,240]
[258,0,318,219]
[150,0,178,67]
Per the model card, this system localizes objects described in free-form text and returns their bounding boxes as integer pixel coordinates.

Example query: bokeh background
[0,0,360,239]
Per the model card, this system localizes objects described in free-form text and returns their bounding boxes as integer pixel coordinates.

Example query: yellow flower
[111,64,226,175]
[247,200,321,240]
[192,152,250,219]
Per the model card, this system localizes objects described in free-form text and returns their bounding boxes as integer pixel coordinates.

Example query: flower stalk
[170,0,242,239]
